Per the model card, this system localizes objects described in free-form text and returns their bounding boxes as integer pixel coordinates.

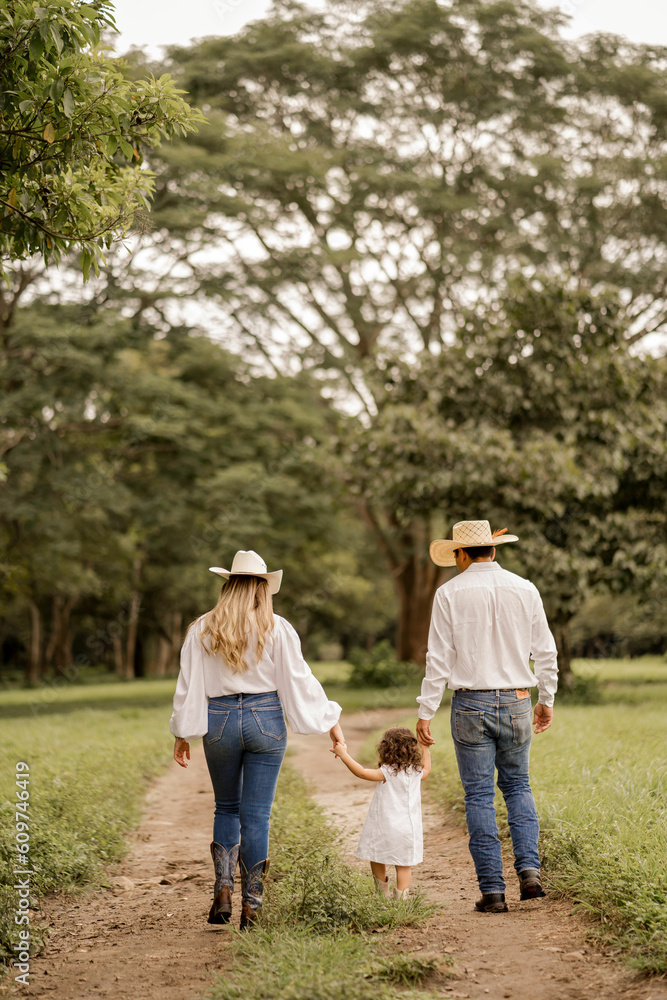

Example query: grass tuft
[371,951,450,984]
[207,926,438,1000]
[534,705,667,973]
[266,767,438,932]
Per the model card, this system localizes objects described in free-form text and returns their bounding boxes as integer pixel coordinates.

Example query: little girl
[331,726,430,898]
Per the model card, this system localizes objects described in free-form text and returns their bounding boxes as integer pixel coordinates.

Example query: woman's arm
[174,738,190,768]
[420,745,431,780]
[273,617,342,735]
[330,742,384,782]
[169,625,209,743]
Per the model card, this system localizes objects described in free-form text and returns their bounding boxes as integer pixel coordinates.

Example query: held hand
[330,741,348,758]
[329,722,345,747]
[533,703,553,734]
[174,738,190,768]
[416,719,435,746]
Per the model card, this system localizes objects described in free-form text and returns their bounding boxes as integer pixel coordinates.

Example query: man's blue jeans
[450,689,540,894]
[203,691,287,871]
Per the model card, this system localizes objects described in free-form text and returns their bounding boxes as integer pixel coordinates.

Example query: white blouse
[169,614,342,742]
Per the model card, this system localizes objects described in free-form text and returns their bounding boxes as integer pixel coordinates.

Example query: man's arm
[416,590,455,735]
[530,589,558,733]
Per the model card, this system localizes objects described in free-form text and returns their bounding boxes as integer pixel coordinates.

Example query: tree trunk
[150,613,182,677]
[394,556,444,664]
[169,611,183,673]
[27,600,43,685]
[45,595,77,676]
[359,507,447,665]
[553,620,573,691]
[113,634,125,677]
[124,557,143,679]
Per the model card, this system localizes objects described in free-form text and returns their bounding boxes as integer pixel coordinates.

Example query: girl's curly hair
[376,727,424,773]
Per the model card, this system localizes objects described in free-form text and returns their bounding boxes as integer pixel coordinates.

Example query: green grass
[0,679,175,961]
[207,926,441,1000]
[533,703,667,973]
[310,660,352,685]
[425,686,667,974]
[572,654,667,685]
[571,655,667,705]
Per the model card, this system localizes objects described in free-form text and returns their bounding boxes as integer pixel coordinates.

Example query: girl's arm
[420,745,431,780]
[330,742,385,782]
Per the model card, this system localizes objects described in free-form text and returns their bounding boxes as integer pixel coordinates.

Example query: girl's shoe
[392,887,410,900]
[373,874,390,897]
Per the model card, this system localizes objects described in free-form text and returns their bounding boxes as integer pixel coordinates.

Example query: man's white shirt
[417,562,558,720]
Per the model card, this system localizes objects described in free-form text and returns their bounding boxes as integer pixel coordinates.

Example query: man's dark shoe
[475,892,508,913]
[518,868,546,900]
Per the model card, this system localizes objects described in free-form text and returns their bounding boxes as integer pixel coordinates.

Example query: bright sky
[111,0,667,55]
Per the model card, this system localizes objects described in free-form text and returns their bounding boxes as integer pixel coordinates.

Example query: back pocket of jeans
[454,709,485,745]
[252,708,287,740]
[510,711,532,745]
[205,709,230,745]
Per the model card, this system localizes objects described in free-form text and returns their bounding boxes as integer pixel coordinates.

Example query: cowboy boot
[392,887,410,900]
[239,858,270,930]
[208,842,240,925]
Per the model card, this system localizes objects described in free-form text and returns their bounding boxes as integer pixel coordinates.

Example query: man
[416,520,558,914]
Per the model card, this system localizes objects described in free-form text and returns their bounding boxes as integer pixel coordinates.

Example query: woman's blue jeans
[451,689,540,894]
[203,691,287,871]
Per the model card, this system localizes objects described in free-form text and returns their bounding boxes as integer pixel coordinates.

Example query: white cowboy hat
[430,521,519,568]
[209,550,283,595]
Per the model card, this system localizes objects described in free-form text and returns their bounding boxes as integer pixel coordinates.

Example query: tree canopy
[341,277,667,670]
[0,0,204,277]
[111,0,665,672]
[3,0,665,683]
[0,308,394,682]
[127,0,667,391]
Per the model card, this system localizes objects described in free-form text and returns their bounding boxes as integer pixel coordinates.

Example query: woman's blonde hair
[198,575,274,673]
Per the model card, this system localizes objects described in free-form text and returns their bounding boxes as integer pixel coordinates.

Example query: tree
[135,0,667,370]
[339,278,667,677]
[0,303,394,681]
[0,0,204,277]
[95,0,667,657]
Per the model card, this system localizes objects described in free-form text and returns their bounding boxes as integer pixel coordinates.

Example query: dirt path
[8,710,667,1000]
[8,746,232,1000]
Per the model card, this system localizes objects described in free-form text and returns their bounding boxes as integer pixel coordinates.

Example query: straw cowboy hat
[209,550,283,594]
[429,520,519,568]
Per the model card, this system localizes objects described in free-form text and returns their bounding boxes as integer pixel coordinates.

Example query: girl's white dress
[355,764,423,866]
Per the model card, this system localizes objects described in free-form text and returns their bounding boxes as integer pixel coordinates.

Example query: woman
[170,549,344,929]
